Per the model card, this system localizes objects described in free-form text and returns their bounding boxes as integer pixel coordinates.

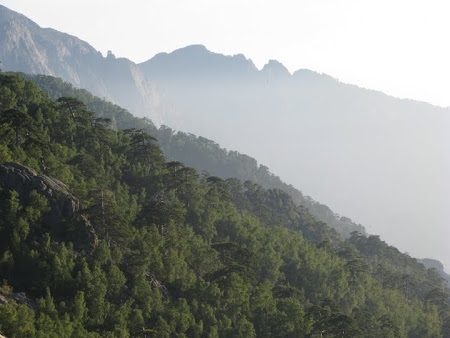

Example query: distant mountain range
[1,4,449,270]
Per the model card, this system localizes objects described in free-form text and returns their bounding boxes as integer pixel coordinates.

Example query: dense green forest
[0,72,448,337]
[22,74,366,239]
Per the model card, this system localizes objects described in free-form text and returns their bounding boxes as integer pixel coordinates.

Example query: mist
[140,45,450,271]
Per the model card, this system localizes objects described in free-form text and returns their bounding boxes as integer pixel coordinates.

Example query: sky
[2,0,450,107]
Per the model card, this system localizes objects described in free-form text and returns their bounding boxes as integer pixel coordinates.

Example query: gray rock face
[0,4,165,125]
[0,291,36,309]
[0,162,79,222]
[0,162,98,252]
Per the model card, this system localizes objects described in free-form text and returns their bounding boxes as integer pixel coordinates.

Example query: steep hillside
[24,73,366,238]
[0,71,449,338]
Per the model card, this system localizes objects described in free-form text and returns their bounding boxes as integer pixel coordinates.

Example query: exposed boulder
[0,162,97,252]
[0,291,36,309]
[0,162,79,221]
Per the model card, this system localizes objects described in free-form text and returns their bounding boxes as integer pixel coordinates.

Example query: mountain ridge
[1,3,447,117]
[143,44,449,110]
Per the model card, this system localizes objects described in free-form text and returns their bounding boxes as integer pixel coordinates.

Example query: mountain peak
[0,4,40,32]
[140,44,258,78]
[262,59,291,77]
[175,44,209,54]
[149,44,210,60]
[0,4,22,20]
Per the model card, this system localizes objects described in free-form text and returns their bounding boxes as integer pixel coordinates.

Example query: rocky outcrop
[0,162,79,222]
[0,162,97,252]
[0,291,36,309]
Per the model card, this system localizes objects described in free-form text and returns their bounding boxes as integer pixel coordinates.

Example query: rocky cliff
[0,162,97,252]
[0,4,165,125]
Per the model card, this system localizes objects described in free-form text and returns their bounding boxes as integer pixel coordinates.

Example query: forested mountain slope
[0,72,449,337]
[2,3,448,269]
[24,73,365,239]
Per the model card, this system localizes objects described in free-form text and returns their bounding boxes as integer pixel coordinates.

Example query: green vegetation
[0,72,448,337]
[22,74,366,239]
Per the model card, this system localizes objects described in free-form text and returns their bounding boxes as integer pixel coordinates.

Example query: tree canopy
[0,72,448,337]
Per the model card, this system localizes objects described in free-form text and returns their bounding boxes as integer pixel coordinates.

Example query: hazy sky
[3,0,450,107]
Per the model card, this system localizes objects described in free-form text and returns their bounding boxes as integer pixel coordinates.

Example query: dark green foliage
[0,72,448,337]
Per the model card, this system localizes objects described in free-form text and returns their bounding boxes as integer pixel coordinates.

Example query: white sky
[2,0,450,107]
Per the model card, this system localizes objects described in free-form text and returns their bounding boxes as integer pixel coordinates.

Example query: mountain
[0,73,448,337]
[1,4,449,270]
[0,4,165,125]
